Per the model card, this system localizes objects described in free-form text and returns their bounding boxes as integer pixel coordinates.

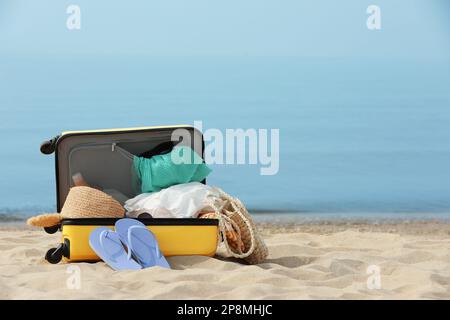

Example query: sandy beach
[1,220,450,300]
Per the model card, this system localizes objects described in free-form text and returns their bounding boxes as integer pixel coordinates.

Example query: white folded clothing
[124,182,220,219]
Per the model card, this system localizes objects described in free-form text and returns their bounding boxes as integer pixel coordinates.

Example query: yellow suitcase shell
[46,218,219,263]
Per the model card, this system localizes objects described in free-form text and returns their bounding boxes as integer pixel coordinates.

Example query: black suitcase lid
[41,125,204,212]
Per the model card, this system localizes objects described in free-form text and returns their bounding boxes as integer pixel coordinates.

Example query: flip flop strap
[99,230,124,262]
[127,225,162,263]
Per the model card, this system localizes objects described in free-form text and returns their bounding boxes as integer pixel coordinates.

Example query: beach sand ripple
[1,225,450,299]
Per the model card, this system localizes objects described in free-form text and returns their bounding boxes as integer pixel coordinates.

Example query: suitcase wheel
[45,244,64,264]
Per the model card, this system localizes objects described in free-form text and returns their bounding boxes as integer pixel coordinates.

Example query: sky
[0,0,449,60]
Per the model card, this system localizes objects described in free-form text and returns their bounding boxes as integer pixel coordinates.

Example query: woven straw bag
[208,188,268,264]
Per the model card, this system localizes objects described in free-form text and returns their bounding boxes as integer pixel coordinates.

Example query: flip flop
[89,227,142,271]
[115,218,170,269]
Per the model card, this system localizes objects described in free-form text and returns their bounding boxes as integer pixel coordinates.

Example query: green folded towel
[133,146,212,193]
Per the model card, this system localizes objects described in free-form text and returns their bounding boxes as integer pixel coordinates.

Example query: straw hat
[27,186,125,228]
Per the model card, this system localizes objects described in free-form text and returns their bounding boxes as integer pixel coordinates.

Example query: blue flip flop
[115,218,170,269]
[89,227,142,271]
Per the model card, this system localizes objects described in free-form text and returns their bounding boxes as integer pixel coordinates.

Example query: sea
[1,56,449,221]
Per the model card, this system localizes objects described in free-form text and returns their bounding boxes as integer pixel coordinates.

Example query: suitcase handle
[40,135,60,155]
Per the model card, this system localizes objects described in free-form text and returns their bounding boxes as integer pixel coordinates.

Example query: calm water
[1,56,450,219]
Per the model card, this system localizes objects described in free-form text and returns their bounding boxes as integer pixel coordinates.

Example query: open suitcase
[40,125,219,264]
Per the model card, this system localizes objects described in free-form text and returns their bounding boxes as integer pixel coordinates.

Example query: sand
[1,221,450,300]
